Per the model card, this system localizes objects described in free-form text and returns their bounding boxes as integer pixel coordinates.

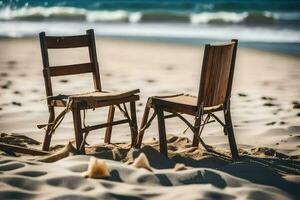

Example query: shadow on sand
[93,144,300,198]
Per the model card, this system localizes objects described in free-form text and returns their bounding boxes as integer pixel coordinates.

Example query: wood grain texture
[198,42,235,107]
[104,105,115,143]
[46,35,89,49]
[48,63,93,77]
[156,107,168,157]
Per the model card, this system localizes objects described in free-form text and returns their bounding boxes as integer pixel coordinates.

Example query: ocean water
[0,0,300,54]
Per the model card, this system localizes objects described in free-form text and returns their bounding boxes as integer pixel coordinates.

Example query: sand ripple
[0,156,294,200]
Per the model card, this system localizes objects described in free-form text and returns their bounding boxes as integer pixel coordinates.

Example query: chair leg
[224,108,239,159]
[129,101,138,147]
[135,101,151,148]
[42,106,55,151]
[104,105,115,143]
[72,107,85,154]
[192,116,202,147]
[156,107,168,157]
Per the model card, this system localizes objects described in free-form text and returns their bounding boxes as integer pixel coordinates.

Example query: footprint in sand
[292,101,300,109]
[261,96,276,101]
[237,93,247,97]
[7,60,16,65]
[263,102,279,107]
[12,101,22,106]
[1,85,8,89]
[59,79,69,83]
[262,81,270,86]
[165,65,174,71]
[7,60,17,69]
[104,73,112,77]
[1,81,12,89]
[13,91,21,95]
[266,122,276,126]
[0,72,9,77]
[18,73,27,77]
[31,89,39,93]
[146,79,156,84]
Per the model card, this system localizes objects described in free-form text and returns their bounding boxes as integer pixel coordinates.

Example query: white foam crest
[0,6,144,23]
[129,12,142,23]
[0,6,86,20]
[86,10,143,23]
[0,21,299,43]
[86,10,128,22]
[190,12,248,24]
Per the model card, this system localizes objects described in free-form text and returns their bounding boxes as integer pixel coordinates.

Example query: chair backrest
[39,29,102,100]
[197,39,238,108]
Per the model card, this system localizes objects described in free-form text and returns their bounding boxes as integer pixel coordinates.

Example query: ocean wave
[191,11,300,25]
[0,6,130,22]
[138,11,190,23]
[1,21,299,43]
[0,6,299,25]
[190,12,248,24]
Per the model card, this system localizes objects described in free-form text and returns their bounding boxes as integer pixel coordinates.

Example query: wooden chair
[39,29,139,154]
[136,39,239,159]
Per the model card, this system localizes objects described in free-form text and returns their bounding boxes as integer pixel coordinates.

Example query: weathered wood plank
[50,95,139,108]
[48,63,93,77]
[198,42,235,107]
[46,35,89,49]
[0,143,49,155]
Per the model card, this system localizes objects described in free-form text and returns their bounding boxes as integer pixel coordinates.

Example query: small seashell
[173,163,187,171]
[132,153,152,171]
[82,157,110,178]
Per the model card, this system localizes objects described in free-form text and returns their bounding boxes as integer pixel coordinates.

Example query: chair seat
[49,89,140,108]
[150,94,223,115]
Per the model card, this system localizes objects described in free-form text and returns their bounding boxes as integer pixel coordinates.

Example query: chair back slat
[46,35,89,49]
[39,29,102,100]
[48,63,93,77]
[198,40,238,107]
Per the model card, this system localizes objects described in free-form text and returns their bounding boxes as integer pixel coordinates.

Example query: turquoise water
[2,0,300,26]
[0,0,300,54]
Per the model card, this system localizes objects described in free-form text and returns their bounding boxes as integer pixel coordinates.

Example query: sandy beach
[0,38,300,199]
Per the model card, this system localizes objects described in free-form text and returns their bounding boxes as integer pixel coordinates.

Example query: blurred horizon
[0,0,300,54]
